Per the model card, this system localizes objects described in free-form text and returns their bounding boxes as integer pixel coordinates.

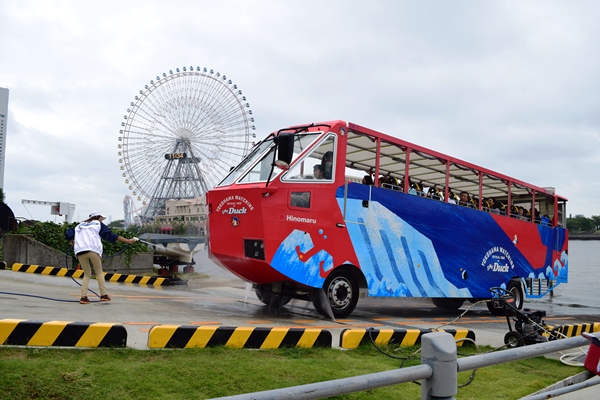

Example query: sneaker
[100,294,111,302]
[79,296,90,304]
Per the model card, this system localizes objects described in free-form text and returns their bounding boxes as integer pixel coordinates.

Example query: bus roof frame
[345,121,568,203]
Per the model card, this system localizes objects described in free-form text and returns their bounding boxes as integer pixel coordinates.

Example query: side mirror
[274,132,294,170]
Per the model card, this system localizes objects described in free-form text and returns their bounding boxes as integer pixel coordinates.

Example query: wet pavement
[2,249,600,397]
[1,249,597,350]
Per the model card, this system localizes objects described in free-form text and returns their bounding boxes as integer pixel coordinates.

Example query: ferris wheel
[118,66,256,219]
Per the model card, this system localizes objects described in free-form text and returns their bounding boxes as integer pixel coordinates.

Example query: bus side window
[282,134,335,182]
[291,191,311,208]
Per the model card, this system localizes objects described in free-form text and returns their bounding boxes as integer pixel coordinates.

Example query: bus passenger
[403,177,418,195]
[497,200,506,215]
[313,165,324,179]
[533,207,541,223]
[510,205,520,218]
[362,175,373,208]
[379,176,392,188]
[446,188,459,204]
[541,214,551,225]
[427,186,442,200]
[411,181,423,195]
[459,191,472,207]
[396,177,404,192]
[520,207,531,221]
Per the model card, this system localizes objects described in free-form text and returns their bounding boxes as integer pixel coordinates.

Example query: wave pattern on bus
[338,183,568,299]
[271,229,335,288]
[345,199,472,298]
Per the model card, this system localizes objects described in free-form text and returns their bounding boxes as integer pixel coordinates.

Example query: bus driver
[313,165,324,179]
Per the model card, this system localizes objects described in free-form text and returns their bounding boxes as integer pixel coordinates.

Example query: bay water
[531,240,600,315]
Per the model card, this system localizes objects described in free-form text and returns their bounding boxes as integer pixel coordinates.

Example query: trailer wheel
[504,331,525,348]
[316,270,359,319]
[432,298,464,310]
[507,280,524,310]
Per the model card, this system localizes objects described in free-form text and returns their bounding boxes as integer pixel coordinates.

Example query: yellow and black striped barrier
[103,272,169,286]
[11,263,168,286]
[148,325,332,349]
[339,328,476,349]
[0,319,127,347]
[11,263,84,278]
[545,323,600,339]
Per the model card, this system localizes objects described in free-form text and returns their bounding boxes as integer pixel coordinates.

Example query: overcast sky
[1,0,599,224]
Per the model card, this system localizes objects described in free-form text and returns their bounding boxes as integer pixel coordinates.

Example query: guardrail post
[421,332,457,400]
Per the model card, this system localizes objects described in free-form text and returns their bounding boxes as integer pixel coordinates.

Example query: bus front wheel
[255,286,291,308]
[315,270,359,319]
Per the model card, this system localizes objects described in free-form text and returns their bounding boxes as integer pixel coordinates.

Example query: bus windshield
[217,132,324,186]
[218,139,273,186]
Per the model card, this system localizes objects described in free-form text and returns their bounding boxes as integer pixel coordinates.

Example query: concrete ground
[1,250,599,397]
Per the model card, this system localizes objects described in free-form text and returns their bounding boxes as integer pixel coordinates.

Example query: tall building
[0,87,8,190]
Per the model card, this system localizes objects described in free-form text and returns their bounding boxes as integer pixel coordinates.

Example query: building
[154,196,207,236]
[0,87,8,190]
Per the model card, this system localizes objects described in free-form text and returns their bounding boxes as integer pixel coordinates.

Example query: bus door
[282,133,337,207]
[275,133,348,284]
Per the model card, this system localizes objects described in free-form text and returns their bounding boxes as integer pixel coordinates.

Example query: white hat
[89,211,106,219]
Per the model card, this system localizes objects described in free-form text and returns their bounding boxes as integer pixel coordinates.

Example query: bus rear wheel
[487,280,525,316]
[507,280,524,310]
[315,270,359,319]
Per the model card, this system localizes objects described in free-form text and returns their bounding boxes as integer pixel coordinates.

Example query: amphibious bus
[206,120,568,318]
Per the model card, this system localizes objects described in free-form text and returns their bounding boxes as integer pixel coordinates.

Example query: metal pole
[523,376,600,400]
[458,334,593,372]
[210,365,432,400]
[421,332,457,400]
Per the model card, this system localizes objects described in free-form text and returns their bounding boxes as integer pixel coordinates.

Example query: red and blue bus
[206,120,568,318]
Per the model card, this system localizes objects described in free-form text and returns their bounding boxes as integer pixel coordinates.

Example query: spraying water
[134,237,190,258]
[244,282,252,309]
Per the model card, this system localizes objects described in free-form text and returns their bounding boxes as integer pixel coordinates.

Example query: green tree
[172,218,185,235]
[591,215,600,231]
[566,215,595,232]
[15,220,146,266]
[127,224,141,235]
[108,219,125,229]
